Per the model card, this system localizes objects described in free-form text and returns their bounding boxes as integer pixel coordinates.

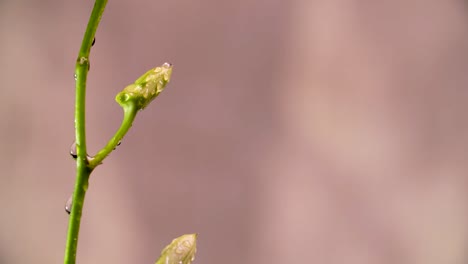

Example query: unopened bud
[155,233,197,264]
[116,63,173,110]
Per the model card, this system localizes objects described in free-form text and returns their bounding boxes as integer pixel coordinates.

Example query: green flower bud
[116,62,173,110]
[155,234,198,264]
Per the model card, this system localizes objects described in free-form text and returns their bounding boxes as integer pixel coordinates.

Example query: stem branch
[90,102,138,168]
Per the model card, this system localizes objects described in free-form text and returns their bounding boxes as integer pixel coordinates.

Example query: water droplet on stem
[113,140,122,150]
[70,141,77,159]
[65,195,73,214]
[70,140,94,161]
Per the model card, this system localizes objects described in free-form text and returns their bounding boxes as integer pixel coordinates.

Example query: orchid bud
[116,63,173,110]
[155,234,198,264]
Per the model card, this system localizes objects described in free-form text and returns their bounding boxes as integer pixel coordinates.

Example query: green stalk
[89,102,138,168]
[64,1,108,264]
[63,1,174,263]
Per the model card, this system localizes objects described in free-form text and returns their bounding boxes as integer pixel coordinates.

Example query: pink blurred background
[1,1,468,263]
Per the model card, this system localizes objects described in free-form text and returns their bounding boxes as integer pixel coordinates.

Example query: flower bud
[155,234,197,264]
[116,63,173,110]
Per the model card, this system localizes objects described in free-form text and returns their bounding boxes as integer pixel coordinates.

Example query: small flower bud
[155,234,198,264]
[116,63,173,110]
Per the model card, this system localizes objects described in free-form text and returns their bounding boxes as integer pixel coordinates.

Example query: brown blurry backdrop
[1,1,468,263]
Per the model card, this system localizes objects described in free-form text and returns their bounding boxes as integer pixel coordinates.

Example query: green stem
[64,1,107,264]
[89,102,138,169]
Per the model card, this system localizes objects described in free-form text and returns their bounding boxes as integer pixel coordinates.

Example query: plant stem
[64,1,107,264]
[89,102,138,169]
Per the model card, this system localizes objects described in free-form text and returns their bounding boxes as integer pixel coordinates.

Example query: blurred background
[1,0,468,263]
